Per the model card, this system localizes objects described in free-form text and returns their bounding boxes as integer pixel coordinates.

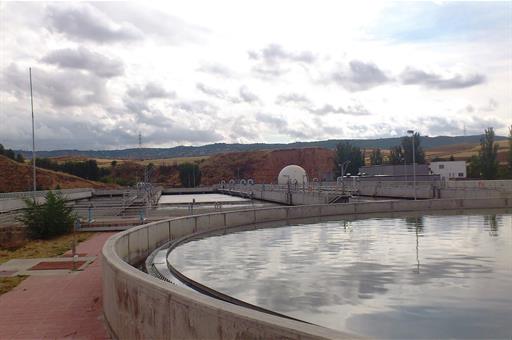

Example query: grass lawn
[0,232,94,295]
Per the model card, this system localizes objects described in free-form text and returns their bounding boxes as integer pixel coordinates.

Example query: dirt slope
[199,148,335,185]
[0,155,116,193]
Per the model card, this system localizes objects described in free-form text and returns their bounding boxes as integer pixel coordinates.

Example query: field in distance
[48,155,210,167]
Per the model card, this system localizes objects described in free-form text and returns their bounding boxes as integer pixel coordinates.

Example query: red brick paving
[60,253,88,258]
[29,261,88,271]
[0,232,116,339]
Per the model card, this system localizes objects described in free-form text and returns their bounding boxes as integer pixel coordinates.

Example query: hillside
[199,148,335,185]
[15,135,507,160]
[425,140,511,164]
[0,155,116,193]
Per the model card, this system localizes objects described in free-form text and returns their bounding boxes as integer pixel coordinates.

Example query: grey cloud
[249,44,315,78]
[147,127,223,145]
[2,63,107,107]
[239,86,259,103]
[124,83,175,114]
[332,60,391,91]
[255,112,287,130]
[479,98,498,112]
[252,65,289,78]
[255,112,309,139]
[275,93,311,105]
[400,67,486,89]
[196,83,241,103]
[174,100,218,116]
[197,63,233,78]
[249,44,315,64]
[46,3,143,43]
[414,115,505,136]
[4,109,221,149]
[197,83,228,99]
[41,47,124,78]
[306,103,371,116]
[127,83,175,100]
[92,2,208,44]
[228,117,260,141]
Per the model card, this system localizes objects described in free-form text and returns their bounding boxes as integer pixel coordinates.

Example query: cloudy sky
[0,1,510,150]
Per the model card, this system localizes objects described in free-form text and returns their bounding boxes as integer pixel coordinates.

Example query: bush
[18,191,76,239]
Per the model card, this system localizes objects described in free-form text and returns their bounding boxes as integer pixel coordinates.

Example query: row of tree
[334,127,512,180]
[0,144,25,163]
[334,132,426,176]
[468,127,512,179]
[35,158,109,181]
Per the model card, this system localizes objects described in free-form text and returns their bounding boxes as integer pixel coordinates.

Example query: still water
[168,212,512,338]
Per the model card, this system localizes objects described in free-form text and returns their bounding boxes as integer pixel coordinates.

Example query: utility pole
[29,68,36,197]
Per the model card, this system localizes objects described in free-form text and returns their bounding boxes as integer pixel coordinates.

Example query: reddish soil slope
[199,148,335,185]
[0,155,115,192]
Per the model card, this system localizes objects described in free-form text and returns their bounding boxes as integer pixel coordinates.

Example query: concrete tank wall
[0,189,93,213]
[103,197,511,340]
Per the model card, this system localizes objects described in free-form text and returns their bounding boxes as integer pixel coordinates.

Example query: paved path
[0,232,115,339]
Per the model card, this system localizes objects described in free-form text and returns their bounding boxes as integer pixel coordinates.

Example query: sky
[0,1,511,150]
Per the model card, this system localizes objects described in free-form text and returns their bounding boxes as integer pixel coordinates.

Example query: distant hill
[0,155,116,192]
[16,135,507,160]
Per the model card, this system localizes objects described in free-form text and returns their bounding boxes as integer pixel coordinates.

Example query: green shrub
[18,191,76,239]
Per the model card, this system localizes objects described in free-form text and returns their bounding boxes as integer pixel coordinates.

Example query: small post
[139,209,145,223]
[88,203,93,224]
[72,219,80,271]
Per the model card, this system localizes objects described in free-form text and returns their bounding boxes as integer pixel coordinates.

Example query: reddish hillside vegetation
[199,148,335,185]
[0,155,115,193]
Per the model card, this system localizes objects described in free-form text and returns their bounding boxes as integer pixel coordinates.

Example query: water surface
[168,212,512,338]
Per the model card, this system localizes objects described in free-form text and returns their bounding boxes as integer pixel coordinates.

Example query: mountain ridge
[15,135,507,160]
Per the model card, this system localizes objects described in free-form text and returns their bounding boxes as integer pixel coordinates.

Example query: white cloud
[0,1,510,150]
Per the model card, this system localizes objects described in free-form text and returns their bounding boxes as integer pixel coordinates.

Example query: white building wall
[430,161,466,180]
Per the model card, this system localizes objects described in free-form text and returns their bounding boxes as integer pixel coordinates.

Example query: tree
[18,191,76,239]
[467,155,481,178]
[401,132,425,164]
[15,153,25,163]
[369,148,383,165]
[333,142,364,177]
[0,144,24,162]
[479,127,499,179]
[111,160,118,183]
[508,125,512,176]
[178,162,201,187]
[388,145,403,165]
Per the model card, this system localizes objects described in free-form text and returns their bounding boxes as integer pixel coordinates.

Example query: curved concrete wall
[103,198,511,339]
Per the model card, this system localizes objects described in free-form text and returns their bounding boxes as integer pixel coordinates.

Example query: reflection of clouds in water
[346,304,512,339]
[168,212,512,337]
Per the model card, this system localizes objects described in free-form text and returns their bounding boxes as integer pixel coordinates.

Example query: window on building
[458,172,464,177]
[439,164,445,169]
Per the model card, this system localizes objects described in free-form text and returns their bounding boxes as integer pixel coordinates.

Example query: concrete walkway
[0,232,115,339]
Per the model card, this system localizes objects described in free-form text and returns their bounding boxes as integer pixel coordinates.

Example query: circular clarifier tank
[167,211,512,339]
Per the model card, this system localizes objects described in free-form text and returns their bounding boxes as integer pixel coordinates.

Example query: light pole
[29,68,36,197]
[407,130,416,200]
[339,161,351,194]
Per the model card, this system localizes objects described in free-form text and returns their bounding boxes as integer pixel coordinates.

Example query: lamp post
[407,130,416,200]
[339,161,351,195]
[29,68,36,198]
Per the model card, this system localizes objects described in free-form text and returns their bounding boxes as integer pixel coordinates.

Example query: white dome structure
[278,165,308,185]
